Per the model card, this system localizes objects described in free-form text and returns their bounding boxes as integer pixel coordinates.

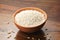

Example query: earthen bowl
[13,7,47,33]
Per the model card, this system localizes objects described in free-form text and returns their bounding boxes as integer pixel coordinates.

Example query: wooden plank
[0,0,60,40]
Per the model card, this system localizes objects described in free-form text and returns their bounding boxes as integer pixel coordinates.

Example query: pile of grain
[15,10,45,27]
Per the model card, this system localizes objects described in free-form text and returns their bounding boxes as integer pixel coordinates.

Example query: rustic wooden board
[0,0,60,40]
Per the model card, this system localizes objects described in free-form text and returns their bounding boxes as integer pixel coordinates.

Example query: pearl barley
[15,10,45,28]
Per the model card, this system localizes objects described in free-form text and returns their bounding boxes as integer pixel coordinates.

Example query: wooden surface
[0,0,60,40]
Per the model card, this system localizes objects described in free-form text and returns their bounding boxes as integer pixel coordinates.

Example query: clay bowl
[13,7,47,33]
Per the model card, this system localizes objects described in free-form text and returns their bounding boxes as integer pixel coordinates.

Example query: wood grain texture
[0,0,60,40]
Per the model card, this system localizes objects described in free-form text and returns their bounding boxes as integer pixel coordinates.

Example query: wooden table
[0,0,60,40]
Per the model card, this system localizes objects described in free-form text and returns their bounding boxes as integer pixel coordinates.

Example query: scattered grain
[7,35,11,39]
[27,37,30,39]
[38,38,40,40]
[32,37,34,40]
[45,29,48,31]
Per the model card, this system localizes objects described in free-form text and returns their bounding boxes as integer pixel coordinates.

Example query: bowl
[13,7,47,33]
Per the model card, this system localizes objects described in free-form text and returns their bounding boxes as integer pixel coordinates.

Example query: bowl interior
[13,7,47,28]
